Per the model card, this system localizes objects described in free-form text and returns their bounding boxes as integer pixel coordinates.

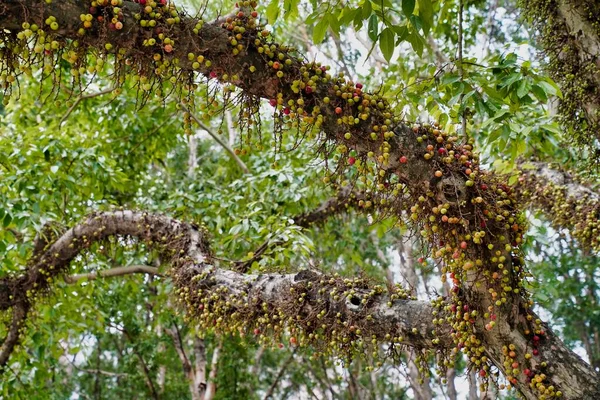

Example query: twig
[165,324,205,400]
[123,328,160,400]
[63,265,162,284]
[95,339,101,400]
[59,87,115,125]
[127,115,176,156]
[263,349,297,400]
[80,368,129,377]
[458,0,468,141]
[234,186,364,272]
[6,364,25,387]
[179,103,250,174]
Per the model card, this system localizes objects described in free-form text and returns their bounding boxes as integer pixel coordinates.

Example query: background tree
[0,0,599,399]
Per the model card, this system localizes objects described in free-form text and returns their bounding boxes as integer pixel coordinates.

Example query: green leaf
[313,17,329,44]
[541,123,562,135]
[266,0,280,25]
[531,84,548,103]
[417,0,433,34]
[283,0,300,19]
[328,13,340,35]
[409,15,423,31]
[392,25,409,42]
[441,74,461,85]
[379,28,395,62]
[3,212,12,227]
[402,0,415,16]
[517,80,530,98]
[340,8,360,26]
[406,31,424,56]
[538,80,562,99]
[362,0,372,18]
[516,138,527,154]
[367,14,379,42]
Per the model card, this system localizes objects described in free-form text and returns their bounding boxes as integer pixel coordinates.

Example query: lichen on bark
[520,0,600,161]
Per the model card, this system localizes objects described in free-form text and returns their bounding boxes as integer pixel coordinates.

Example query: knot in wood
[437,176,467,205]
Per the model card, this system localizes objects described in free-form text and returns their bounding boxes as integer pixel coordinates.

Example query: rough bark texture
[0,1,599,398]
[0,211,445,369]
[521,0,600,159]
[517,161,600,251]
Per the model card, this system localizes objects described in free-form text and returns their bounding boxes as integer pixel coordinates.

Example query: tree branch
[0,303,29,370]
[59,87,116,126]
[292,186,366,228]
[263,348,297,400]
[179,103,250,174]
[204,339,222,400]
[1,211,446,376]
[122,326,160,400]
[164,324,203,400]
[63,265,162,283]
[521,0,600,157]
[517,161,600,251]
[234,185,365,272]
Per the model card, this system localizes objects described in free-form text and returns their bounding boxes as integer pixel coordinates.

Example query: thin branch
[80,368,129,377]
[59,87,115,125]
[458,0,468,141]
[179,103,250,174]
[263,348,297,400]
[63,265,162,284]
[127,114,176,156]
[122,328,160,400]
[300,357,336,399]
[204,339,222,400]
[166,325,192,374]
[235,186,365,272]
[318,357,338,399]
[328,28,353,78]
[165,324,203,400]
[293,186,365,228]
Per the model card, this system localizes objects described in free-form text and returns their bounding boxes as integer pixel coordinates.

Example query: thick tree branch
[517,161,600,251]
[0,211,445,377]
[0,303,28,370]
[521,0,600,157]
[293,186,366,228]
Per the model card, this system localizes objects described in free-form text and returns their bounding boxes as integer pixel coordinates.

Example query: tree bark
[520,0,600,157]
[516,161,600,252]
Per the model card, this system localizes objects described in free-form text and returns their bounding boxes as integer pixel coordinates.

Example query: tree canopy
[0,0,599,399]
